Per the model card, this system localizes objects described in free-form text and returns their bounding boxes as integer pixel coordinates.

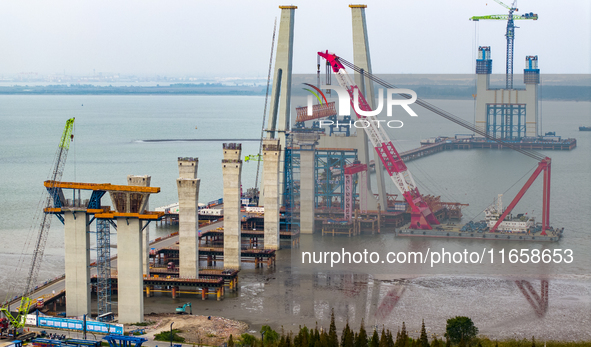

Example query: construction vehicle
[0,118,75,336]
[470,0,538,89]
[318,52,554,235]
[175,303,192,315]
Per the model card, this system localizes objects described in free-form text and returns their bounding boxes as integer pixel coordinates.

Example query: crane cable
[336,57,547,162]
[254,18,277,195]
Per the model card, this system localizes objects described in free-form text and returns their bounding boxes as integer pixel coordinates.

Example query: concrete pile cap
[222,159,242,163]
[178,157,199,161]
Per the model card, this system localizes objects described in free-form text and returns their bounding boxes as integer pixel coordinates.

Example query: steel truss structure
[314,148,358,209]
[96,219,112,319]
[486,103,526,140]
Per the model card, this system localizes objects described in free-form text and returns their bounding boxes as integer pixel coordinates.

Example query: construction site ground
[127,313,248,346]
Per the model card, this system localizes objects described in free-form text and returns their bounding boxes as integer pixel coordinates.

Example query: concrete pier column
[128,175,151,277]
[222,143,243,269]
[351,4,387,211]
[299,141,316,234]
[116,217,144,323]
[262,139,281,248]
[177,157,200,279]
[266,6,296,151]
[265,6,296,204]
[64,211,91,317]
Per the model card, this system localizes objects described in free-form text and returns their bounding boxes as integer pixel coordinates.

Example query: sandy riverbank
[126,313,248,346]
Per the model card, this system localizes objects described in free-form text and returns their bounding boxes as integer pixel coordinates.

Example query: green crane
[1,118,75,334]
[470,0,538,89]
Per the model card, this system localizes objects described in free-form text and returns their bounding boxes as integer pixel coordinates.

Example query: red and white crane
[318,51,439,230]
[318,51,553,236]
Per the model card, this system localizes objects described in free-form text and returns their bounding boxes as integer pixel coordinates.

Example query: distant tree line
[227,310,590,347]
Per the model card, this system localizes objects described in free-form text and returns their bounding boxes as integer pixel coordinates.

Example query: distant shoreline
[0,84,589,101]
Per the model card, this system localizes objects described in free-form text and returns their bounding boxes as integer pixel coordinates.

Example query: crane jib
[318,51,439,230]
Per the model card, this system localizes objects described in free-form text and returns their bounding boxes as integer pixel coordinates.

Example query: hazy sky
[1,0,589,76]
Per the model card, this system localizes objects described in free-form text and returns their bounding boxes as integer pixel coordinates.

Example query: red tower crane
[318,51,440,230]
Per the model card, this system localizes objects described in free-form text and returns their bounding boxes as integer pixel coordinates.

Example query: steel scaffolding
[314,149,358,209]
[283,133,300,231]
[96,218,112,319]
[486,103,526,140]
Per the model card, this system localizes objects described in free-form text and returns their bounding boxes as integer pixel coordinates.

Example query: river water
[0,95,589,340]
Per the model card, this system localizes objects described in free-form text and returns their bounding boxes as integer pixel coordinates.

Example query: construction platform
[199,228,299,248]
[310,201,463,236]
[151,245,276,268]
[396,223,563,242]
[400,137,576,163]
[91,268,238,301]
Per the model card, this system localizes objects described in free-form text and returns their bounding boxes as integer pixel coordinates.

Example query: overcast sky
[1,0,589,76]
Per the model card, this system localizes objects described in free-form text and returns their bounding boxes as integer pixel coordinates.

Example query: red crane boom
[319,51,439,230]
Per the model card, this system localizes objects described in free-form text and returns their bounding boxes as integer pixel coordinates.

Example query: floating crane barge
[318,51,564,242]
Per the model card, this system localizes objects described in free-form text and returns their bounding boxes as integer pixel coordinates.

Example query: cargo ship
[579,126,591,131]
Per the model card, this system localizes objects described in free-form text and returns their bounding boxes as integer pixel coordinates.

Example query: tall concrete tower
[523,55,540,136]
[266,5,296,148]
[317,4,387,212]
[127,175,151,277]
[475,46,540,138]
[222,144,243,268]
[264,5,295,241]
[350,4,387,211]
[176,157,200,278]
